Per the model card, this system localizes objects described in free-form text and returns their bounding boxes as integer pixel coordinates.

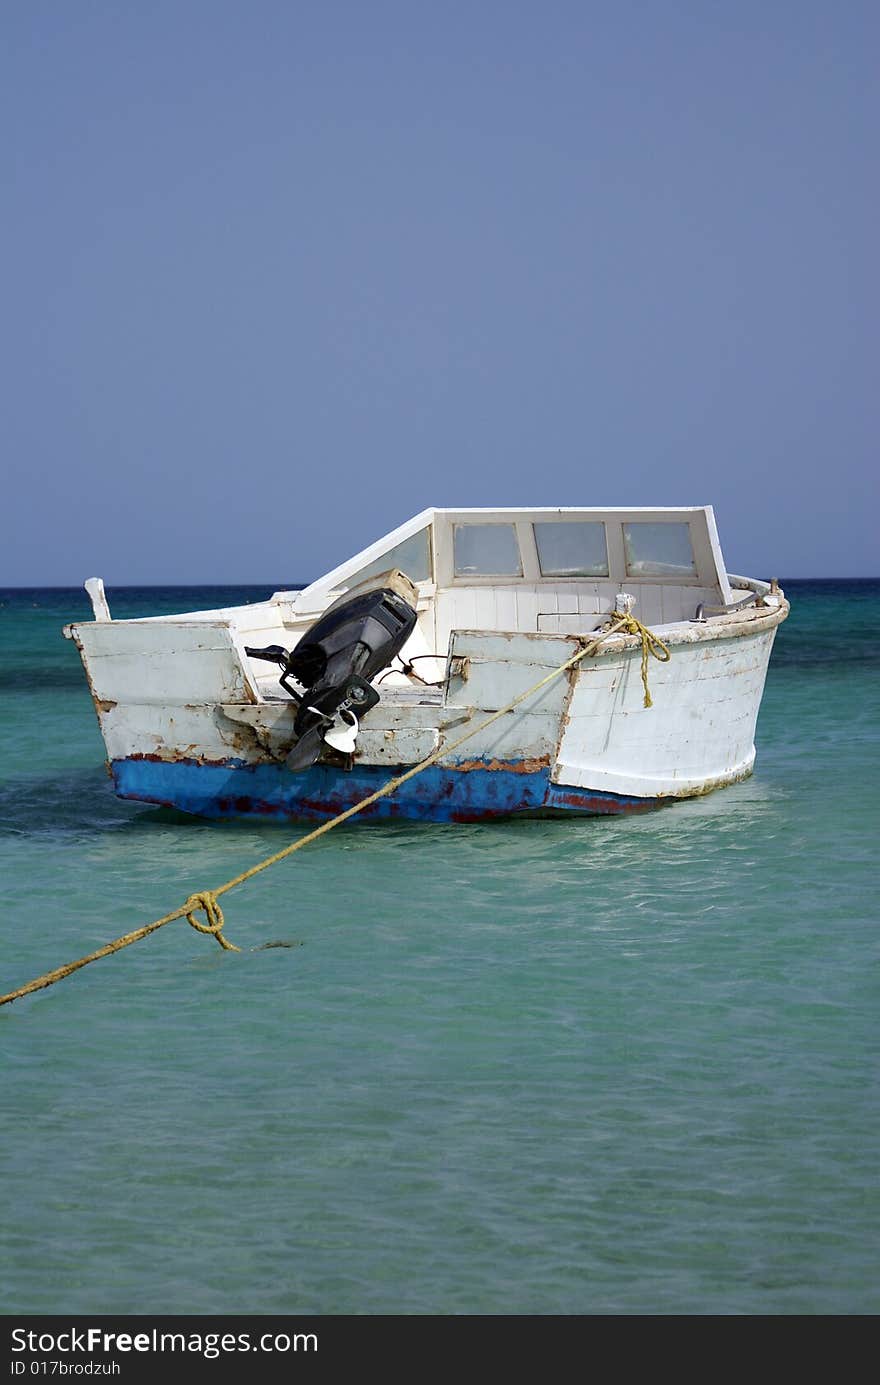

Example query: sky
[2,1,877,586]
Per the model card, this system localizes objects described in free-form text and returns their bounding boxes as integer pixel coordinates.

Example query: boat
[63,506,789,823]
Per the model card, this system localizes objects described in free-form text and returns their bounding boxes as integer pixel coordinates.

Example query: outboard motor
[246,569,419,771]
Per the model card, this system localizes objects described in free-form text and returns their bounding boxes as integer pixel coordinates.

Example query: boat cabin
[71,506,745,708]
[262,504,725,654]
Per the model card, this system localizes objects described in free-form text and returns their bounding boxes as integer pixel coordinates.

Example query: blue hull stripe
[111,756,657,822]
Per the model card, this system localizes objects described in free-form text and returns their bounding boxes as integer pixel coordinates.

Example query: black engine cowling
[245,569,419,771]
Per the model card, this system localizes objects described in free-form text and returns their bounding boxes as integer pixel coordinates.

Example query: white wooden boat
[63,507,789,822]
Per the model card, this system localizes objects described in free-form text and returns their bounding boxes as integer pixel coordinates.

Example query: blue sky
[2,1,877,585]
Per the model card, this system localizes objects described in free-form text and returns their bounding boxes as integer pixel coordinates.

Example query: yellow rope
[0,893,239,1007]
[1,613,666,1007]
[611,611,671,707]
[183,891,240,952]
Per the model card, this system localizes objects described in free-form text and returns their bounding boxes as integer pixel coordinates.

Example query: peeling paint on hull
[111,756,659,823]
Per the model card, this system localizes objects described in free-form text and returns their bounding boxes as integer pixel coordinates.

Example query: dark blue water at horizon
[1,579,878,1315]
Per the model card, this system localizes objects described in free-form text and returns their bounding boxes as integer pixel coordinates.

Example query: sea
[1,580,877,1317]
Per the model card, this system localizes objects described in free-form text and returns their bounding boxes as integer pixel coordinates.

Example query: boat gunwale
[446,594,789,656]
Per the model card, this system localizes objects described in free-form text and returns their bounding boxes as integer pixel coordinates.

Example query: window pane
[534,522,608,577]
[623,522,696,576]
[453,523,522,576]
[344,528,432,587]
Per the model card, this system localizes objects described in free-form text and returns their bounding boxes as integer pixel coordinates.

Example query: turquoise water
[1,580,878,1316]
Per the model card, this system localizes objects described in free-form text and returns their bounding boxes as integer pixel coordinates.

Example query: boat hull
[69,595,787,825]
[110,754,668,822]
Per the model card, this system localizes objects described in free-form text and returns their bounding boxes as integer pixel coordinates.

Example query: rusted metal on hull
[213,707,292,765]
[450,755,550,775]
[543,785,660,815]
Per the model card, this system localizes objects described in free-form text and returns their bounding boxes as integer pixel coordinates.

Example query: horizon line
[2,575,880,592]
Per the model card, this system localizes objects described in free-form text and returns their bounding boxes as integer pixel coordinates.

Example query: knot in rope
[183,891,240,952]
[611,612,672,708]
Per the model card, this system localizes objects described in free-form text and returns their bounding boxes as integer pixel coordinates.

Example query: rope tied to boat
[1,612,668,1007]
[610,610,671,708]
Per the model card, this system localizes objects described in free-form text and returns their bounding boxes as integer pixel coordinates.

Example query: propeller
[322,709,359,753]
